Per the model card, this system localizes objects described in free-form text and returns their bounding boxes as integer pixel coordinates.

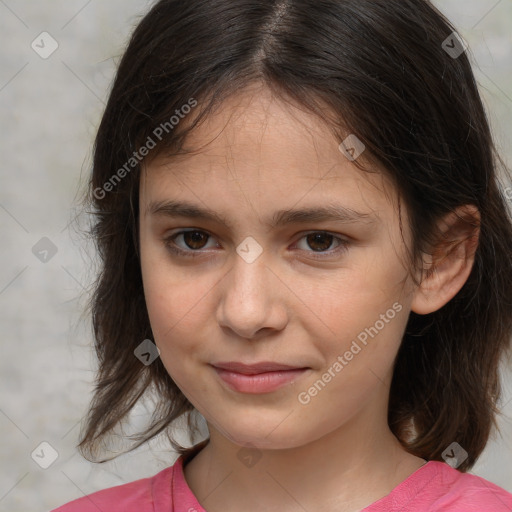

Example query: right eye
[163,229,220,258]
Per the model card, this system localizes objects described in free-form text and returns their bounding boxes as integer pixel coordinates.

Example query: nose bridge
[216,247,287,338]
[227,250,270,308]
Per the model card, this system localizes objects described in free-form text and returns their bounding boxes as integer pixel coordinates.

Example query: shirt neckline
[171,445,440,512]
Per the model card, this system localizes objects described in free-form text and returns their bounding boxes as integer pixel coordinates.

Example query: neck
[183,400,425,512]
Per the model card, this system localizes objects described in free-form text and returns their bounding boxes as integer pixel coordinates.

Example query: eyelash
[162,229,349,260]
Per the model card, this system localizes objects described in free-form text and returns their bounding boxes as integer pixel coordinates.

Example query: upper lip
[212,361,308,375]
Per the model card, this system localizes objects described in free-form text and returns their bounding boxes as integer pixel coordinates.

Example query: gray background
[0,1,511,511]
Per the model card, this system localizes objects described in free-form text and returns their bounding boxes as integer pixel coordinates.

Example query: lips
[211,361,309,375]
[212,363,310,394]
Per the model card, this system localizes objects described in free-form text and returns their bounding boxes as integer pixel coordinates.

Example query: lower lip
[213,367,309,394]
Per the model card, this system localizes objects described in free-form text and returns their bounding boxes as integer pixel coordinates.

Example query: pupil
[184,231,208,249]
[307,233,332,252]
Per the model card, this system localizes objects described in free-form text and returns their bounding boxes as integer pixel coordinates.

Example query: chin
[214,416,311,451]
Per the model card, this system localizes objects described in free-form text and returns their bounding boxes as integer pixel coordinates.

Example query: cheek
[289,264,411,394]
[143,273,211,344]
[141,234,204,328]
[140,243,186,344]
[140,249,223,377]
[295,305,409,423]
[142,272,213,396]
[288,259,409,339]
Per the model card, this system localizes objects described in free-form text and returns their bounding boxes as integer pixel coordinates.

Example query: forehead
[140,84,398,220]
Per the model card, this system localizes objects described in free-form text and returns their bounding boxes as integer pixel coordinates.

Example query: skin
[138,83,479,512]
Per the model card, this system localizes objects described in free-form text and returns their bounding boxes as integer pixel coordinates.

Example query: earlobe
[411,205,480,315]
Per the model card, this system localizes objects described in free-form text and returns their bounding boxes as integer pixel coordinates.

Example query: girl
[53,0,512,510]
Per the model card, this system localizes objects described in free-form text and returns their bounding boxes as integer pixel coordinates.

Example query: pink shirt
[51,451,512,511]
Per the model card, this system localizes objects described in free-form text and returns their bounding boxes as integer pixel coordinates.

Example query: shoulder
[50,464,175,512]
[368,461,512,512]
[414,461,512,511]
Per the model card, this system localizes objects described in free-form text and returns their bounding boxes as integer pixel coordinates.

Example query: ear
[411,205,480,315]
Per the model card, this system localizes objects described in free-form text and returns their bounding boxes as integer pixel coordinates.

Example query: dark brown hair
[78,0,512,471]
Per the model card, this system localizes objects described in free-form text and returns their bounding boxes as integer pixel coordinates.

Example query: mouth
[210,361,311,394]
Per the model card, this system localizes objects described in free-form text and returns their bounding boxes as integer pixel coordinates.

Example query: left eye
[294,232,345,253]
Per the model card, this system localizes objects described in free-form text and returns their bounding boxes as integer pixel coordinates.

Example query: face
[139,84,417,450]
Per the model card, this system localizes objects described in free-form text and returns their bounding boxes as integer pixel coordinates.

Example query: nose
[216,253,288,340]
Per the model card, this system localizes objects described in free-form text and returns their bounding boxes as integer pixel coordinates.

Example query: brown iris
[182,231,209,249]
[305,232,334,252]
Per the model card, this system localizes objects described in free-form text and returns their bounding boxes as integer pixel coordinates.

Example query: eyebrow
[146,199,378,229]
